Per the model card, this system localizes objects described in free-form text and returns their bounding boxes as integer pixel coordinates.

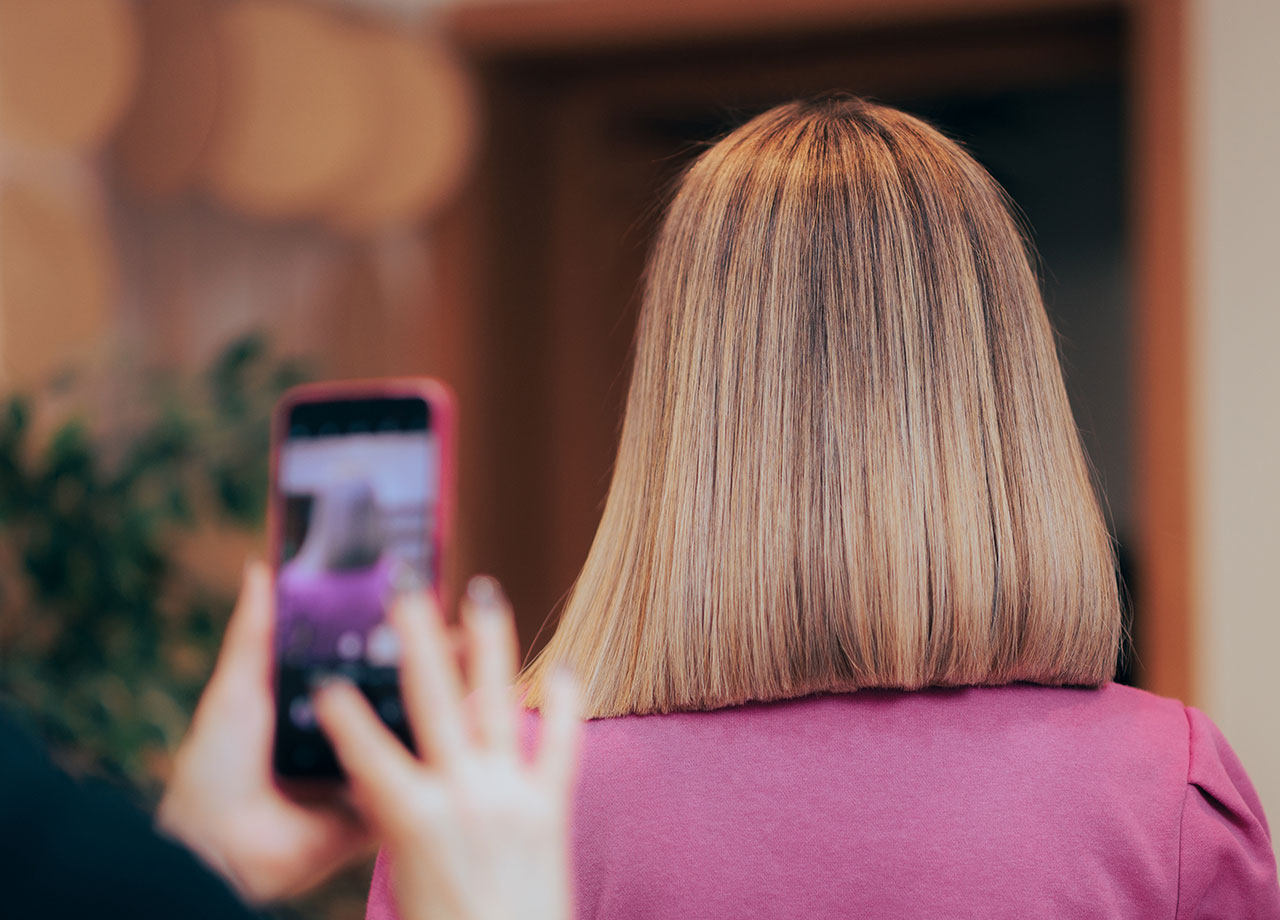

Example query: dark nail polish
[466,574,504,608]
[394,561,425,595]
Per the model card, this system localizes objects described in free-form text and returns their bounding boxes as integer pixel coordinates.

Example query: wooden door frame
[1127,0,1190,703]
[436,0,1193,701]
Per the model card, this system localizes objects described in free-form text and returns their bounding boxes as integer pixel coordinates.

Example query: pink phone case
[268,377,456,783]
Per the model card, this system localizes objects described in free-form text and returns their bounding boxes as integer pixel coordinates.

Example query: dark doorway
[446,8,1137,678]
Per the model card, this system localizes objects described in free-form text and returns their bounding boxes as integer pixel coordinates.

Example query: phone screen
[273,396,438,777]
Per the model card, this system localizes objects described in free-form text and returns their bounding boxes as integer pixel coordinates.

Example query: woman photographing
[2,93,1274,920]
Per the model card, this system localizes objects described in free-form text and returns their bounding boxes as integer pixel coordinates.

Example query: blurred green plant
[0,334,308,796]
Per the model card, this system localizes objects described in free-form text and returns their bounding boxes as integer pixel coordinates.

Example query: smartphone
[269,379,455,779]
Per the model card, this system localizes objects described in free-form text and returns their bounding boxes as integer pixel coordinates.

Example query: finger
[391,590,469,772]
[213,559,274,688]
[313,680,418,814]
[461,576,519,754]
[535,667,582,796]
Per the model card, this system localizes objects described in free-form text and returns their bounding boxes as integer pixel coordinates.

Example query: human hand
[157,561,372,903]
[313,576,580,920]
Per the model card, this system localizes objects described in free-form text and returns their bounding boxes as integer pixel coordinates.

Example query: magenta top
[365,683,1279,919]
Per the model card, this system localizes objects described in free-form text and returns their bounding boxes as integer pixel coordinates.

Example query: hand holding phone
[157,562,373,903]
[158,562,581,915]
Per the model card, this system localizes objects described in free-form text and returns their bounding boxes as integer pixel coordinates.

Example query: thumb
[213,559,274,688]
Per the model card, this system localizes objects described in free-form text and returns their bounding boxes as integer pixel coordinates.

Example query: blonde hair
[522,96,1119,717]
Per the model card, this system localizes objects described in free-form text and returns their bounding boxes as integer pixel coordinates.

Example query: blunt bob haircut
[522,96,1120,717]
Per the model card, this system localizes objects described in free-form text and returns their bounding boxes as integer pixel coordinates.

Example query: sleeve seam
[1173,704,1194,920]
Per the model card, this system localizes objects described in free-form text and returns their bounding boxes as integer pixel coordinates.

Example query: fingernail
[549,665,577,691]
[466,574,504,611]
[393,561,425,595]
[309,671,355,692]
[547,666,581,715]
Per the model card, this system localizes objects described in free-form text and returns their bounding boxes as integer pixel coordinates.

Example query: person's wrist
[155,793,258,904]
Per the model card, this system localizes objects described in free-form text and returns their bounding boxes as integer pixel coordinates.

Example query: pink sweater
[365,683,1279,919]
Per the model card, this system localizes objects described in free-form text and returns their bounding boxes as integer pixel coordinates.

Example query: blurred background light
[0,0,140,151]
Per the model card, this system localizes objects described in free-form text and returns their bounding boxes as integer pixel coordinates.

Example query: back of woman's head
[524,96,1120,716]
[309,478,386,571]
